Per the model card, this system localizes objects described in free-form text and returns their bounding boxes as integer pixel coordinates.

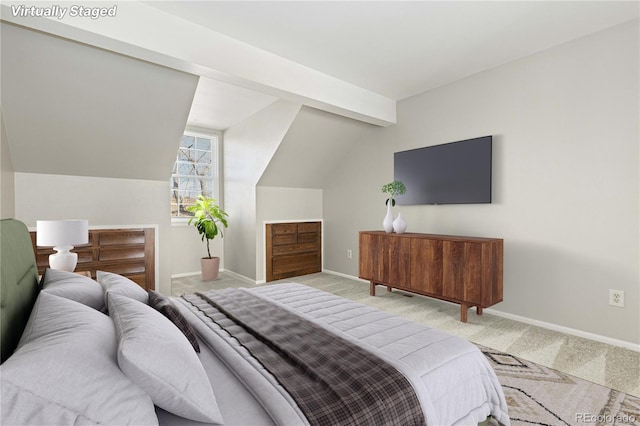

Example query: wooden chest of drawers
[31,228,155,291]
[266,222,321,282]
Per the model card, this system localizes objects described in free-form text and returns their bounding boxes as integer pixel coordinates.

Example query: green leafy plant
[381,180,406,206]
[186,195,229,259]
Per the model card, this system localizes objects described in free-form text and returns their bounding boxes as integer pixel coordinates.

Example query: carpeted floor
[172,271,640,404]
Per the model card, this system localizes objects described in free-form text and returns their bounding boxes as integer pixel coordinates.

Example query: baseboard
[322,268,369,283]
[222,269,261,285]
[484,308,640,352]
[321,270,640,352]
[173,269,267,285]
[171,271,200,279]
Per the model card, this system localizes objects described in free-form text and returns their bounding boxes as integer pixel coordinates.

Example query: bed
[0,218,510,425]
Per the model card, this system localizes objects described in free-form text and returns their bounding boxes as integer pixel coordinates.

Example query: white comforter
[176,283,510,426]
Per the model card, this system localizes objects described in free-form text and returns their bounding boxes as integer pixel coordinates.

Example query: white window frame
[171,128,222,225]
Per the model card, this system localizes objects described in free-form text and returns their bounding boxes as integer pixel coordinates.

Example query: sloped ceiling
[188,76,277,130]
[258,107,374,189]
[1,22,198,181]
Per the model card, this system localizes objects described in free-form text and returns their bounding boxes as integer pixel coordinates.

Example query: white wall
[258,106,375,189]
[14,173,172,295]
[256,186,323,282]
[223,100,301,281]
[170,224,224,276]
[0,109,15,219]
[323,21,639,344]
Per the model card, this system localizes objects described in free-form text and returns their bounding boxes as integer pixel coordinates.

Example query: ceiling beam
[0,2,396,126]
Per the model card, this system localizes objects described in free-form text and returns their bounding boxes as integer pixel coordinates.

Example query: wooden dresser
[359,231,503,322]
[31,228,155,291]
[266,222,321,282]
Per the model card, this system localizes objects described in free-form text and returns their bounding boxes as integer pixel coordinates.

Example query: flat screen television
[394,136,492,205]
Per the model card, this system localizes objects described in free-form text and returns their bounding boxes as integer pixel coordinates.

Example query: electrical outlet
[346,249,353,259]
[609,289,624,307]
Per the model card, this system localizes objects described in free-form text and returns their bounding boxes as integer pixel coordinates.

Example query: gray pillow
[97,270,148,305]
[108,293,223,424]
[41,268,105,311]
[1,292,158,425]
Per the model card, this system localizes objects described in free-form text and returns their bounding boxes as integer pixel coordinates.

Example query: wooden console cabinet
[359,231,503,322]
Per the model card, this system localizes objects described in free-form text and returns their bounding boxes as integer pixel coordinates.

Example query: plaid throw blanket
[184,288,426,426]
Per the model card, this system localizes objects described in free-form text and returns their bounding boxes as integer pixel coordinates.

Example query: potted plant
[381,180,406,233]
[382,180,406,206]
[186,195,229,281]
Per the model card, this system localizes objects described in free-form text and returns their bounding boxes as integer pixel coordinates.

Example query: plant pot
[201,257,220,281]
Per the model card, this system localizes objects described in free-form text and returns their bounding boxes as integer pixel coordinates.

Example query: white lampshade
[36,220,89,247]
[36,220,89,272]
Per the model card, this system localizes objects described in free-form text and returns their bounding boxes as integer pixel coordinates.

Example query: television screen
[394,136,492,205]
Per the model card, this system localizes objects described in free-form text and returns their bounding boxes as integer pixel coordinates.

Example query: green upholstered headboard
[1,219,40,363]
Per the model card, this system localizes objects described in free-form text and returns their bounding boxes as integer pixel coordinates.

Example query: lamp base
[49,246,78,272]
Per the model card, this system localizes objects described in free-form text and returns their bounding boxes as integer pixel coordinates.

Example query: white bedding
[171,283,510,426]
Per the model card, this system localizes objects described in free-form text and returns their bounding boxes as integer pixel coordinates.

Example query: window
[171,132,219,218]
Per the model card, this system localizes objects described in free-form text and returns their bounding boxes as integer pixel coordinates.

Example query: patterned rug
[479,346,640,426]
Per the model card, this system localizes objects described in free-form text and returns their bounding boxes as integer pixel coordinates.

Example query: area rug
[479,346,640,425]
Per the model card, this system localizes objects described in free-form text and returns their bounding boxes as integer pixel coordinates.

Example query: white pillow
[41,268,105,311]
[97,270,148,305]
[108,293,223,424]
[1,292,158,425]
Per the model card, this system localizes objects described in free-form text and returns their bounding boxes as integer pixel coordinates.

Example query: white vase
[393,212,407,234]
[382,202,394,233]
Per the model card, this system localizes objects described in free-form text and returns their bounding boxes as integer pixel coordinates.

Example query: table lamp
[36,220,89,272]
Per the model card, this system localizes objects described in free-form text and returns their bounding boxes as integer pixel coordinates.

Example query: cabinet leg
[386,286,392,293]
[477,306,483,316]
[370,281,375,296]
[460,304,468,323]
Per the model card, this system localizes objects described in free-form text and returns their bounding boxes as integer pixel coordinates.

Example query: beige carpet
[172,271,639,400]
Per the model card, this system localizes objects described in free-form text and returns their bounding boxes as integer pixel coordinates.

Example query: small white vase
[393,212,407,234]
[382,202,394,233]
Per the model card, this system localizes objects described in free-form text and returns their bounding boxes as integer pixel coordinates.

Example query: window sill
[171,218,191,227]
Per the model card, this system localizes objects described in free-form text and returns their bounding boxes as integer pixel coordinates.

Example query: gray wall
[0,109,14,219]
[322,21,639,344]
[1,23,197,182]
